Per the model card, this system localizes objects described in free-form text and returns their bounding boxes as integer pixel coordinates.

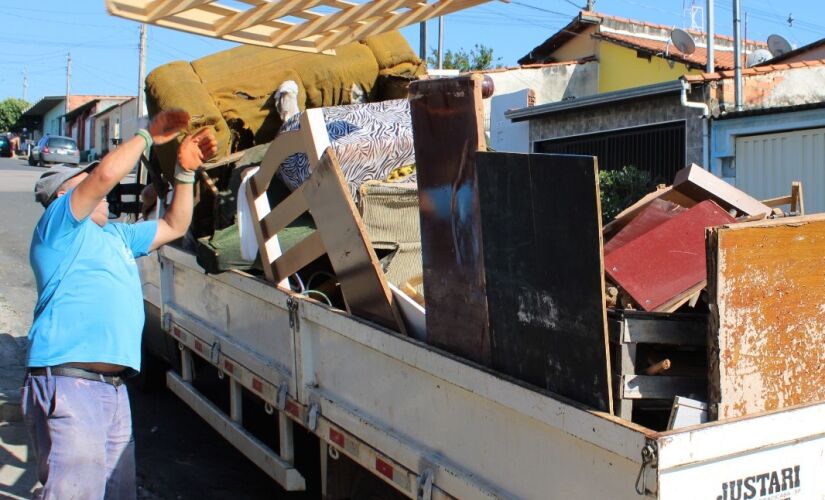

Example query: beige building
[92,98,139,159]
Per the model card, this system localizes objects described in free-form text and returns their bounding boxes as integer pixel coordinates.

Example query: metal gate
[534,121,686,184]
[735,127,825,214]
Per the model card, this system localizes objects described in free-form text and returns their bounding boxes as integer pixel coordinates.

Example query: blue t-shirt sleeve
[36,187,87,248]
[110,221,159,257]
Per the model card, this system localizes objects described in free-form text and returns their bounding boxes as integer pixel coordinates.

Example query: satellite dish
[747,48,773,66]
[671,28,697,55]
[767,34,793,57]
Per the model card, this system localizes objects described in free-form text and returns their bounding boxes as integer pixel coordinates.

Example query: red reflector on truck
[194,340,203,352]
[286,400,300,417]
[330,428,345,447]
[224,360,234,374]
[252,378,263,392]
[376,458,394,479]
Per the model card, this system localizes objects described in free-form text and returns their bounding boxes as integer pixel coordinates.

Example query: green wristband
[174,163,196,185]
[135,129,153,151]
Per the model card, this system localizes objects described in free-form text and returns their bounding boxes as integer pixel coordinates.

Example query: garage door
[735,127,825,214]
[535,121,686,184]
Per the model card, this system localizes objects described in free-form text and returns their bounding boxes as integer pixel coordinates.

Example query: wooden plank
[409,74,490,364]
[476,152,613,413]
[272,231,326,281]
[621,375,705,400]
[315,0,490,52]
[106,0,496,52]
[673,163,772,217]
[605,200,736,312]
[302,149,403,333]
[261,191,309,240]
[707,215,825,420]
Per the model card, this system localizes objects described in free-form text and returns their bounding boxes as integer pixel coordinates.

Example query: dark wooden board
[476,152,613,412]
[409,75,491,364]
[605,200,735,312]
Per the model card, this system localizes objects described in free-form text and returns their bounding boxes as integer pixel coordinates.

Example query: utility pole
[419,22,427,63]
[706,0,714,73]
[22,66,28,101]
[587,0,594,11]
[733,0,743,111]
[437,16,444,69]
[137,23,147,122]
[65,52,71,136]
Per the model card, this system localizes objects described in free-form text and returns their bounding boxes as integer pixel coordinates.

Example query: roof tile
[682,58,825,82]
[593,32,740,70]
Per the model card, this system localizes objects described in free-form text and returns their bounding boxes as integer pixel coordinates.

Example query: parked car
[0,135,11,158]
[30,135,80,166]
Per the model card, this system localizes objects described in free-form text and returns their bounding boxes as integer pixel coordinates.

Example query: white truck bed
[141,246,825,499]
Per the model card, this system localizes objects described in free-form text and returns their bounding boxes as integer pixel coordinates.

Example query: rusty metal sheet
[707,214,825,420]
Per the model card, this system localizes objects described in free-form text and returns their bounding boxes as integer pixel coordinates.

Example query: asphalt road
[0,157,290,499]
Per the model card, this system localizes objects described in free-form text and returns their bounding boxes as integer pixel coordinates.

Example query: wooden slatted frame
[105,0,500,53]
[760,181,805,216]
[246,108,329,285]
[245,109,404,333]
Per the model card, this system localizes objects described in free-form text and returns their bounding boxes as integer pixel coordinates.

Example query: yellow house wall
[551,25,600,62]
[598,42,702,93]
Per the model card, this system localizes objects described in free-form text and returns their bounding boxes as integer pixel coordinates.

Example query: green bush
[599,166,655,222]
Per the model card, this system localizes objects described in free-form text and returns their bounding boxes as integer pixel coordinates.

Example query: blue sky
[1,0,823,104]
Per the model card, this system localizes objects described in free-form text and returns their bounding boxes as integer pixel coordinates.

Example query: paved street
[0,157,287,499]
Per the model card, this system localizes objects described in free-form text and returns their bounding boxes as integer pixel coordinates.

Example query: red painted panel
[605,200,736,311]
[604,198,687,255]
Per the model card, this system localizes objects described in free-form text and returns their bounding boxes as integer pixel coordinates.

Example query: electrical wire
[301,290,333,306]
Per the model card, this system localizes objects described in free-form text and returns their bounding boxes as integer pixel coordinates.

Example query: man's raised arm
[70,110,190,221]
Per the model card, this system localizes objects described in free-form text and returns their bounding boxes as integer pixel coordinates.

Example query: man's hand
[148,109,190,145]
[178,128,218,171]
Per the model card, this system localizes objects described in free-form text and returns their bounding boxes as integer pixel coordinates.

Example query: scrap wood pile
[405,75,825,431]
[599,164,821,429]
[601,163,791,314]
[168,68,824,432]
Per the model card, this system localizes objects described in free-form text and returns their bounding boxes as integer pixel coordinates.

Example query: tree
[0,98,30,132]
[427,44,501,72]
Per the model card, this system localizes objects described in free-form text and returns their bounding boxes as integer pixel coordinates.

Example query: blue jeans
[21,370,136,500]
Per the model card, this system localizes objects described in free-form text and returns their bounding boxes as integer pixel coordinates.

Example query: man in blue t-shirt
[22,109,217,500]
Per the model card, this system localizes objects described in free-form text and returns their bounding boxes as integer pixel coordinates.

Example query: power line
[510,1,575,17]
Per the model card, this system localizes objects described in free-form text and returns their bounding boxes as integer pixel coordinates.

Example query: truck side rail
[150,246,653,499]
